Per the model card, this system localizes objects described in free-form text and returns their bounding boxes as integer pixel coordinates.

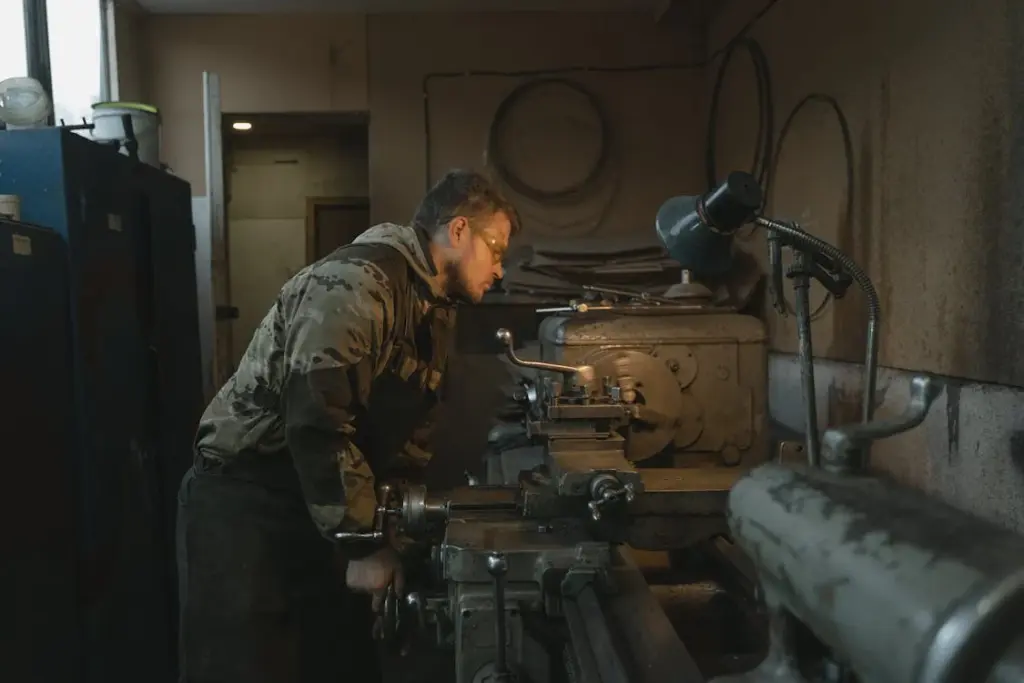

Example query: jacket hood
[353,223,447,300]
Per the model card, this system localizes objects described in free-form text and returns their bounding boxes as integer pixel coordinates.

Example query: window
[0,1,29,79]
[47,0,103,125]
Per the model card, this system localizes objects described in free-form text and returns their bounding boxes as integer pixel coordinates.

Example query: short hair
[412,169,521,238]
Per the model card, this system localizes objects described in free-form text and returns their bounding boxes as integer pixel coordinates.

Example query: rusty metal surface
[724,462,1024,683]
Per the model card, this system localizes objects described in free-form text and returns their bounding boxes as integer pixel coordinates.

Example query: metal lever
[486,552,513,683]
[822,375,943,475]
[495,328,592,381]
[334,482,397,543]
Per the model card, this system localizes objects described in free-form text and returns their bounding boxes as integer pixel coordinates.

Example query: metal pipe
[754,216,881,428]
[581,283,678,305]
[22,0,53,124]
[791,250,820,466]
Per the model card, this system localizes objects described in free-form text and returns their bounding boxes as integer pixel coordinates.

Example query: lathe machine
[339,171,1024,683]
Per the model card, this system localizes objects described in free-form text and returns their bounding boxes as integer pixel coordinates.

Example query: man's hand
[346,546,405,612]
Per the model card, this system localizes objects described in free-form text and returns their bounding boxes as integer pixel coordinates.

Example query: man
[176,169,518,683]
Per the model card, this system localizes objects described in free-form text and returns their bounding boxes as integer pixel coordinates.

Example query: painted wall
[132,10,709,447]
[708,0,1023,388]
[141,14,369,191]
[365,12,707,229]
[136,11,706,228]
[226,129,369,361]
[112,0,148,102]
[706,0,1024,529]
[124,2,1024,519]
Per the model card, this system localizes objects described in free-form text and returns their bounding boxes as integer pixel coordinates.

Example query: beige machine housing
[537,311,768,468]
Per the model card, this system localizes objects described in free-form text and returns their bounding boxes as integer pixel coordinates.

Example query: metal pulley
[581,349,685,461]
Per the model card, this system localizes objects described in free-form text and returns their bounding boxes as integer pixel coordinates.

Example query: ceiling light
[232,121,252,131]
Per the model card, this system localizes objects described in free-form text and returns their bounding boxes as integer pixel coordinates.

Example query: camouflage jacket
[194,223,457,538]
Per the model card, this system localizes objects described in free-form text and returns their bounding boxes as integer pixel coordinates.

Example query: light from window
[0,2,29,80]
[48,0,103,126]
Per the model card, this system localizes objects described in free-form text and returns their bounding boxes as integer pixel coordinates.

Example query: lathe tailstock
[713,376,1024,683]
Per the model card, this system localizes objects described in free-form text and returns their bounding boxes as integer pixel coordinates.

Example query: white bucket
[0,195,21,222]
[91,102,162,167]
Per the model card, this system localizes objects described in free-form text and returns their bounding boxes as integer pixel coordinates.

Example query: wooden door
[306,199,370,262]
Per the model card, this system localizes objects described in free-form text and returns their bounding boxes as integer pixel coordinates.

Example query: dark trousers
[176,466,380,683]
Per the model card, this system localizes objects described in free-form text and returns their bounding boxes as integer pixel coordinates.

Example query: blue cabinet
[0,219,80,683]
[0,129,203,682]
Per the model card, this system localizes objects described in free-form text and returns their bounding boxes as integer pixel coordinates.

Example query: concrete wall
[770,355,1024,533]
[709,0,1023,387]
[707,0,1024,529]
[365,12,706,228]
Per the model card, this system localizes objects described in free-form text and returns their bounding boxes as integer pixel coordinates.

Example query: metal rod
[495,328,579,375]
[755,216,881,430]
[486,552,511,681]
[22,0,53,125]
[494,575,506,673]
[581,284,677,305]
[792,250,821,466]
[863,316,879,422]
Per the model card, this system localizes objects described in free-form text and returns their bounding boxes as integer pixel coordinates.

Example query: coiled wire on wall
[705,37,775,200]
[769,93,856,321]
[419,0,787,189]
[485,77,618,236]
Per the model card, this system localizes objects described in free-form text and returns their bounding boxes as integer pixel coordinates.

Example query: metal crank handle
[334,530,384,542]
[334,483,399,543]
[822,374,943,474]
[588,485,636,521]
[495,328,586,377]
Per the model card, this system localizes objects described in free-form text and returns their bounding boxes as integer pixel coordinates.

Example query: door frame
[305,196,371,263]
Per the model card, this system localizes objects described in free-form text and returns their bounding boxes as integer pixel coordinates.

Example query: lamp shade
[655,171,763,277]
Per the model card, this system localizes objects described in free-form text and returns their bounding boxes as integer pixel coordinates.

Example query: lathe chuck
[581,349,685,462]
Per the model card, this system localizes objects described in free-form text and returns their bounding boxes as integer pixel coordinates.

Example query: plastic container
[0,77,51,128]
[90,102,162,167]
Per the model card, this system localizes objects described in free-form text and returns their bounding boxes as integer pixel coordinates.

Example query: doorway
[222,112,369,363]
[306,197,371,262]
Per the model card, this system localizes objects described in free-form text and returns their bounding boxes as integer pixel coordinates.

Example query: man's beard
[442,261,474,303]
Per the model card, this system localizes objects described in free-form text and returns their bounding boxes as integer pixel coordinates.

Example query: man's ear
[447,216,470,246]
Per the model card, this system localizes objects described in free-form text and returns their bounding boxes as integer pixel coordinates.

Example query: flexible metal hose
[755,216,880,424]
